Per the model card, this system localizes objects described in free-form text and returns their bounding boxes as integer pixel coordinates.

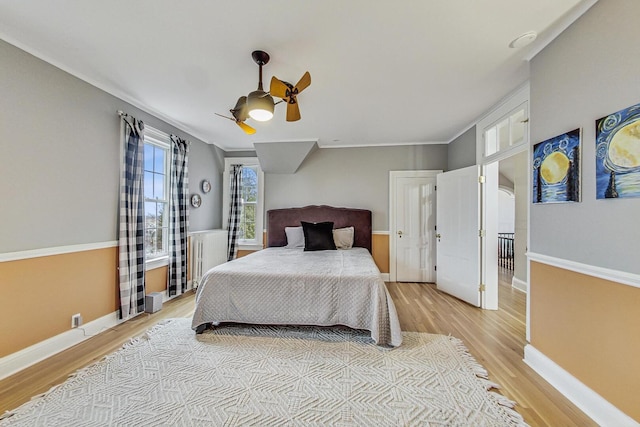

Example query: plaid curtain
[168,135,190,296]
[227,164,243,261]
[118,115,145,320]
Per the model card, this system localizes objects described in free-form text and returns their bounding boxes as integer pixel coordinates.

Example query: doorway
[389,170,441,283]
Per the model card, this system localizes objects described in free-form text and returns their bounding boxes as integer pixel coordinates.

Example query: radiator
[190,229,227,288]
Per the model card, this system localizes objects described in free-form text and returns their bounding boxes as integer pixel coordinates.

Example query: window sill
[146,256,169,270]
[238,243,263,251]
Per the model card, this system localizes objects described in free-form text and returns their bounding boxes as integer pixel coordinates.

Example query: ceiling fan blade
[232,96,249,121]
[215,112,235,122]
[286,101,301,122]
[269,76,290,99]
[237,121,256,135]
[294,71,311,93]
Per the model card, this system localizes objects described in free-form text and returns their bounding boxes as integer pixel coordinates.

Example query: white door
[436,165,481,307]
[393,174,437,282]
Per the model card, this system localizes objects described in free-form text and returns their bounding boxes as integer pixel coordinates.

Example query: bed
[191,205,402,347]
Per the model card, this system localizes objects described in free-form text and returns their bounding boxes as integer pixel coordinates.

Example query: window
[483,104,527,158]
[476,83,529,164]
[223,157,264,249]
[143,127,170,262]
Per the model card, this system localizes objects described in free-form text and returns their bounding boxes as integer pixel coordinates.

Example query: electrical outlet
[71,313,83,328]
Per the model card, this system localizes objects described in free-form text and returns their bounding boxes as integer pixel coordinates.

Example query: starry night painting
[596,102,640,199]
[532,128,581,204]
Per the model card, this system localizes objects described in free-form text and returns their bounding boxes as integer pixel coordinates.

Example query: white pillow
[284,226,305,248]
[333,226,354,249]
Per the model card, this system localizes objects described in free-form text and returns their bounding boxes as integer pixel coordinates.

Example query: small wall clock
[190,194,202,208]
[201,179,211,193]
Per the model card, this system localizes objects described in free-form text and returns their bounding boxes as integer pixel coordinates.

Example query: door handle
[397,230,403,238]
[436,233,441,241]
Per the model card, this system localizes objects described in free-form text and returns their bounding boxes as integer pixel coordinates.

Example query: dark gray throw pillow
[301,221,337,251]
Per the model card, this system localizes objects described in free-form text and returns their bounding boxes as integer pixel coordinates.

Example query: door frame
[389,170,442,283]
[476,83,530,316]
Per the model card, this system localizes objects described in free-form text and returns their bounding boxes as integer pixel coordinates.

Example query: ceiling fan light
[247,90,274,121]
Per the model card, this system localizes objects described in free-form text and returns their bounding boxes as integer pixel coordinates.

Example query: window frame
[143,126,171,268]
[222,157,265,250]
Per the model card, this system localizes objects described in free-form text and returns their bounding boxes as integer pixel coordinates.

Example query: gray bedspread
[191,247,402,347]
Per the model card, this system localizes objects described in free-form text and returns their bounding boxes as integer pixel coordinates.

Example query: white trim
[380,273,390,282]
[511,276,527,293]
[372,230,389,235]
[238,244,262,251]
[319,140,447,149]
[528,252,640,289]
[0,311,121,381]
[0,241,117,263]
[389,170,441,283]
[146,256,168,270]
[524,345,638,427]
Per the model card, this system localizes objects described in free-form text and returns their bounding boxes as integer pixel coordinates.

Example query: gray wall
[189,142,225,231]
[447,125,476,171]
[530,0,640,274]
[265,145,448,230]
[0,39,223,253]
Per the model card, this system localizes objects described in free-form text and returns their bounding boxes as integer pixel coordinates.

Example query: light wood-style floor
[0,269,595,426]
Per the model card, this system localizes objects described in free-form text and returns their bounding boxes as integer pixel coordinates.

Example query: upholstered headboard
[267,205,372,253]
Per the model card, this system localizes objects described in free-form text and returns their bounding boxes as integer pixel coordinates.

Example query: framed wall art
[532,128,581,204]
[595,102,640,199]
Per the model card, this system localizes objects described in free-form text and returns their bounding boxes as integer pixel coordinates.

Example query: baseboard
[524,344,638,427]
[0,311,121,381]
[380,273,390,282]
[511,276,527,293]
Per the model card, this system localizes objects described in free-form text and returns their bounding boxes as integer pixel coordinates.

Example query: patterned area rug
[1,319,528,426]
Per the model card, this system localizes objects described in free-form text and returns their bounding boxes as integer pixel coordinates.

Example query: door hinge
[479,283,486,292]
[478,175,485,184]
[479,229,486,237]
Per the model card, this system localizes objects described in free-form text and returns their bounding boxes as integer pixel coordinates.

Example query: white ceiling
[0,1,594,151]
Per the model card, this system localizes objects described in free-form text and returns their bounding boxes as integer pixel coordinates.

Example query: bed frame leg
[195,324,208,334]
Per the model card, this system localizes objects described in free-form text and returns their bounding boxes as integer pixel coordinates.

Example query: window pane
[144,171,154,198]
[157,203,167,227]
[145,201,157,228]
[153,173,164,199]
[242,204,256,239]
[498,118,510,151]
[242,167,258,202]
[510,109,525,146]
[145,228,157,257]
[154,147,165,173]
[485,127,497,156]
[156,226,164,252]
[144,144,154,172]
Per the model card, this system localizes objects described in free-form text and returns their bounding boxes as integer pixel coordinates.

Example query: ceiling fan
[216,50,311,134]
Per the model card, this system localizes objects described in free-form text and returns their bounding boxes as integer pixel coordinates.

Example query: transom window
[484,105,527,157]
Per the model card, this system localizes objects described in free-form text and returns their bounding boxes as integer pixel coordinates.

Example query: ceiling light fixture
[215,51,311,134]
[509,31,537,49]
[247,50,274,121]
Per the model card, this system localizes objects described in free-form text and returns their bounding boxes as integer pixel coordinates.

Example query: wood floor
[0,269,596,426]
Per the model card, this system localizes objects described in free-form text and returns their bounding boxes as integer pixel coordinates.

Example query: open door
[436,165,482,307]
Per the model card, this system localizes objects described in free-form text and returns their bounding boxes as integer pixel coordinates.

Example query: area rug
[1,319,528,426]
